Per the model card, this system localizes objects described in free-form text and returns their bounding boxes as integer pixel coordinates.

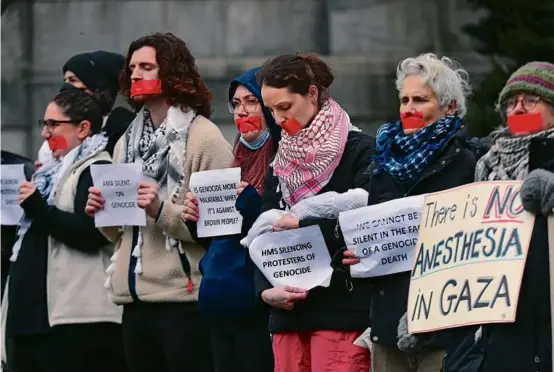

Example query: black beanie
[62,51,124,99]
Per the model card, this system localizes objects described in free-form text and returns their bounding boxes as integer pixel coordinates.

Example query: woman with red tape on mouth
[3,89,126,372]
[444,62,554,372]
[251,53,375,372]
[342,53,481,372]
[182,67,279,372]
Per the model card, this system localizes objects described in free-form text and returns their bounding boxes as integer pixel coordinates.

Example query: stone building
[1,0,489,158]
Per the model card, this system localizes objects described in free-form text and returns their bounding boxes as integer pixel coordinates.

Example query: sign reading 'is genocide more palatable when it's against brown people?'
[407,181,535,334]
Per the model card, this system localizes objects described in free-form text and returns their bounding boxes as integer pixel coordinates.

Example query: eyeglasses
[38,119,79,132]
[227,98,260,114]
[502,95,542,114]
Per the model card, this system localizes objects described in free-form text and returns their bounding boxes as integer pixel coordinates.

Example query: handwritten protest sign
[189,167,242,238]
[340,195,425,278]
[249,225,332,290]
[1,164,26,225]
[90,163,146,227]
[407,181,535,334]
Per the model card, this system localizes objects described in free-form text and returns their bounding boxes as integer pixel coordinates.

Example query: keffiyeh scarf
[273,98,359,206]
[10,133,108,262]
[475,127,554,181]
[115,105,196,275]
[372,115,463,181]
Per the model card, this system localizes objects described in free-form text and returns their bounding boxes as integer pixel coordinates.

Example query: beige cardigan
[103,114,233,304]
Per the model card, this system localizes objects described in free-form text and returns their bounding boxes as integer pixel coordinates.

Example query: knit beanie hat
[62,51,124,99]
[498,61,554,105]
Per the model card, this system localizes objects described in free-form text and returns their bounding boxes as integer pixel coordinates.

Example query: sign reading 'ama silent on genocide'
[407,181,535,334]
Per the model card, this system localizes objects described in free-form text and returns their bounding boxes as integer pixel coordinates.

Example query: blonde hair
[396,53,471,117]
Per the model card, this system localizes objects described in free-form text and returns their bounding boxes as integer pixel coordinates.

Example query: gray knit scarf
[475,127,554,182]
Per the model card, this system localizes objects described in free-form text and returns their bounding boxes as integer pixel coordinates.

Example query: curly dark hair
[120,32,212,118]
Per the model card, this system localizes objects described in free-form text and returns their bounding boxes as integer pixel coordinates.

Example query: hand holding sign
[237,181,249,196]
[342,249,360,266]
[1,164,26,225]
[86,187,104,216]
[18,181,36,204]
[137,182,161,219]
[183,192,199,222]
[189,167,243,238]
[273,215,300,231]
[90,163,146,227]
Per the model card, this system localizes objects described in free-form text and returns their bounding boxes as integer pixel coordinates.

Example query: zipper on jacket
[128,226,140,302]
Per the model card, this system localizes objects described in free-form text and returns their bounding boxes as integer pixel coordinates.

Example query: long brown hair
[232,135,274,193]
[119,32,212,118]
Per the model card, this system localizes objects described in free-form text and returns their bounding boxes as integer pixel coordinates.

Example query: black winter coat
[445,137,554,372]
[254,131,375,333]
[366,129,478,347]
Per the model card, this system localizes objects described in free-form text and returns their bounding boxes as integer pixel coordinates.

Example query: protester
[343,53,478,372]
[251,53,374,372]
[37,50,136,163]
[1,151,33,300]
[2,89,126,372]
[444,61,554,372]
[85,32,233,372]
[182,66,279,372]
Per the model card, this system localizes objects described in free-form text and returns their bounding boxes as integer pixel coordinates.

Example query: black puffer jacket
[445,137,554,372]
[254,131,375,333]
[366,128,479,347]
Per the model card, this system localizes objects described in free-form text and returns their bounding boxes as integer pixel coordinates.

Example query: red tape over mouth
[281,117,303,135]
[130,79,162,98]
[47,135,68,152]
[401,111,425,130]
[507,113,543,135]
[235,116,263,133]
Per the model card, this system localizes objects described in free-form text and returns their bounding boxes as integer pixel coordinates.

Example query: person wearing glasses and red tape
[444,62,554,372]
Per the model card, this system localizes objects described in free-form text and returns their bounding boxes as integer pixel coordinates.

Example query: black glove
[521,169,554,217]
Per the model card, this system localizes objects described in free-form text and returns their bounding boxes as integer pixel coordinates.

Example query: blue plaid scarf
[371,115,463,181]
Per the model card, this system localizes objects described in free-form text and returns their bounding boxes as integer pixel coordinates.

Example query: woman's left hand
[18,181,36,204]
[521,169,554,216]
[137,182,162,218]
[237,181,249,195]
[273,215,300,231]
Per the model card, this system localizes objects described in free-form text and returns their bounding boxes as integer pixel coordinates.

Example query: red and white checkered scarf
[273,98,350,205]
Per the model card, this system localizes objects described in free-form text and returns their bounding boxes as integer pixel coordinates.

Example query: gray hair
[396,53,471,117]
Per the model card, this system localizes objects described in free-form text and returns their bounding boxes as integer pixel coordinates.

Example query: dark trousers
[208,316,274,372]
[10,323,128,372]
[122,302,213,372]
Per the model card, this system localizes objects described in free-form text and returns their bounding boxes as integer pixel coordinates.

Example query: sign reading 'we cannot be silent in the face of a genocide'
[407,181,535,334]
[340,194,425,278]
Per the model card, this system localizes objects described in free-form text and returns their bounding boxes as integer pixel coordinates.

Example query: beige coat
[103,114,234,304]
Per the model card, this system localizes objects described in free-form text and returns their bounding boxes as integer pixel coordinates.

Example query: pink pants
[272,330,371,372]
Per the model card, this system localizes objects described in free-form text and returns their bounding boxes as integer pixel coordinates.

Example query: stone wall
[1,0,489,158]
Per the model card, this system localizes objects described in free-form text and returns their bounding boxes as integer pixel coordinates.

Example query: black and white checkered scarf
[475,127,554,181]
[120,105,197,201]
[116,105,197,275]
